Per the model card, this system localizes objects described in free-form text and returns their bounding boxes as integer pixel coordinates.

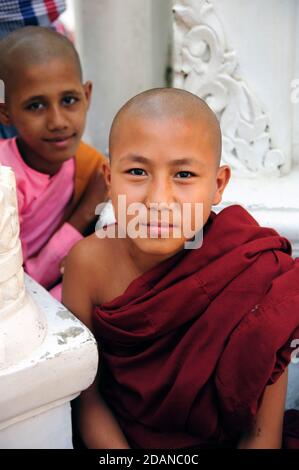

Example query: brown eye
[128,168,147,176]
[62,96,78,106]
[176,171,194,178]
[27,102,44,111]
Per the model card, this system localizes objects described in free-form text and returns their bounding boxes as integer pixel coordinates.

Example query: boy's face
[0,58,91,174]
[106,115,230,258]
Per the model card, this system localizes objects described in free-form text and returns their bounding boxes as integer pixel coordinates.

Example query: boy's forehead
[111,115,220,168]
[0,27,82,91]
[109,88,222,165]
[114,113,217,147]
[123,112,201,129]
[6,57,82,98]
[20,57,81,82]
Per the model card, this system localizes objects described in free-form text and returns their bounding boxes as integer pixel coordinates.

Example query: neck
[126,238,183,275]
[16,138,62,176]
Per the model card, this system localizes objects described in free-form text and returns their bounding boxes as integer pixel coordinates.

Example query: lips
[140,223,177,238]
[148,223,174,228]
[43,133,76,144]
[140,222,174,228]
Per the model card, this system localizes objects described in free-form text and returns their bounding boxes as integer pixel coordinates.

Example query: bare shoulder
[64,229,122,305]
[67,231,116,267]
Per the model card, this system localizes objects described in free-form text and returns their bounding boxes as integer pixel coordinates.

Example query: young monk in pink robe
[62,88,299,449]
[0,27,107,298]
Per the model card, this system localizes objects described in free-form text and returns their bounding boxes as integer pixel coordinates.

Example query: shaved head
[0,26,82,98]
[109,88,222,165]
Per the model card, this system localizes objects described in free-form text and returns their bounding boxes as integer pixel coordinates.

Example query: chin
[45,151,75,164]
[132,238,185,257]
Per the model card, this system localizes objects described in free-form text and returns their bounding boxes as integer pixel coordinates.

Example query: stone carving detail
[0,163,46,369]
[0,164,25,310]
[173,0,285,176]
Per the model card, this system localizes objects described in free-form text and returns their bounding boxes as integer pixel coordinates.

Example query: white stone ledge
[219,166,299,257]
[0,275,98,444]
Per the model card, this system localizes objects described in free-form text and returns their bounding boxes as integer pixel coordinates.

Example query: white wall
[292,0,299,164]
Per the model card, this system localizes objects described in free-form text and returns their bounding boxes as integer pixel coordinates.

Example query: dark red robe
[93,205,299,448]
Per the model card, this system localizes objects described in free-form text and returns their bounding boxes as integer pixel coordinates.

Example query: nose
[145,176,174,209]
[47,105,68,132]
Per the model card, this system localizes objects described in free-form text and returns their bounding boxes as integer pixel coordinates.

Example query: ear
[83,81,92,109]
[213,165,231,206]
[102,160,112,198]
[0,103,12,126]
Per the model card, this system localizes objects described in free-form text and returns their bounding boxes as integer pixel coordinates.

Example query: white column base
[0,402,73,449]
[0,276,98,449]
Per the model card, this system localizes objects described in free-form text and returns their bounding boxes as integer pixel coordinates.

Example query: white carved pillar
[173,0,299,256]
[0,164,98,448]
[74,0,172,153]
[0,165,45,368]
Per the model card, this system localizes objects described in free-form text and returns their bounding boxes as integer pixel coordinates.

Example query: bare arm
[62,242,130,449]
[67,169,107,234]
[238,368,288,449]
[76,378,130,449]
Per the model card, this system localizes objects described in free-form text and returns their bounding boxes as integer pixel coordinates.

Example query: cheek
[111,174,147,200]
[109,175,126,201]
[70,105,88,129]
[175,183,210,205]
[15,114,41,136]
[178,183,216,233]
[73,109,86,127]
[190,178,217,203]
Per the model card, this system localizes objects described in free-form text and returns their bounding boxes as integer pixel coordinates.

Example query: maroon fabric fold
[93,205,299,448]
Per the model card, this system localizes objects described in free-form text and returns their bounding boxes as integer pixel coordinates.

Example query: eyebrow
[119,154,206,167]
[22,95,45,105]
[169,157,206,167]
[61,89,82,95]
[22,89,82,105]
[119,155,149,164]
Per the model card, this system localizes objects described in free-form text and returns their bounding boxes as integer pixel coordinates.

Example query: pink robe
[0,138,82,295]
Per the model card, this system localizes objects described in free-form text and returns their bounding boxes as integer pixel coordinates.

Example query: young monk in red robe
[62,88,299,449]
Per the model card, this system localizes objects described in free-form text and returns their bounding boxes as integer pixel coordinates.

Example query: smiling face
[0,58,91,175]
[105,113,230,261]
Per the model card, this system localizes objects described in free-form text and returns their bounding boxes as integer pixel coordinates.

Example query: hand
[68,169,107,234]
[59,257,67,275]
